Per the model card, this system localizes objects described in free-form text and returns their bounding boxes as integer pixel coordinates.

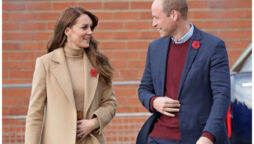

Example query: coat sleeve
[138,45,156,112]
[204,41,231,141]
[92,83,117,135]
[25,58,47,144]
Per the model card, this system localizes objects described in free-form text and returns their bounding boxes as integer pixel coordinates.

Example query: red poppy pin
[90,69,97,77]
[192,41,200,50]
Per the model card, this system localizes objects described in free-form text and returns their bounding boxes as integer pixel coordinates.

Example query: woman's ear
[64,27,70,36]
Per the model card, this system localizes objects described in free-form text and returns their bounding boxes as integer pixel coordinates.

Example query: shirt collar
[171,23,194,44]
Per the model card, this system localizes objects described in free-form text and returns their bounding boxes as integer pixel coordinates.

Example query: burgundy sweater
[149,39,214,142]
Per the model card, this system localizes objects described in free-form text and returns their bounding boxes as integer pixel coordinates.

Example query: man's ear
[171,10,181,21]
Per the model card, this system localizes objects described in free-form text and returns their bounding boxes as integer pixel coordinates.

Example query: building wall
[2,0,251,143]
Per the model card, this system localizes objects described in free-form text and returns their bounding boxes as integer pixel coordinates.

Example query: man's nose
[152,19,157,28]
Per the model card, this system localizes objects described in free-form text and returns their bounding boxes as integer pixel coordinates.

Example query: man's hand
[153,97,180,117]
[196,136,213,144]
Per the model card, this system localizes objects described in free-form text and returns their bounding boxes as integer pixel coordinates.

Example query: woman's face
[65,14,93,49]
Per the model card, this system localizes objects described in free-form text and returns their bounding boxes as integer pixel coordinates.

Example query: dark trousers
[148,136,182,144]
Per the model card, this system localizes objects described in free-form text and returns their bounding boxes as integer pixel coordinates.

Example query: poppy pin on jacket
[90,69,97,77]
[192,41,200,50]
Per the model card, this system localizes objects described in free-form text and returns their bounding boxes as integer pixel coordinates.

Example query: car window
[240,54,252,73]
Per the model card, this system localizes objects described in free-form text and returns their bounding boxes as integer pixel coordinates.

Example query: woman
[25,7,117,144]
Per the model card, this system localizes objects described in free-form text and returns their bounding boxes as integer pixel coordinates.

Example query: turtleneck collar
[64,45,84,58]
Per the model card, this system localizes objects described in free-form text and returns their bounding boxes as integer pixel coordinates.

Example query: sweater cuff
[202,131,215,142]
[149,96,158,112]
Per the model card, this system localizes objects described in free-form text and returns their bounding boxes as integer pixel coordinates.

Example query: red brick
[23,61,36,70]
[245,10,251,18]
[78,2,103,9]
[140,12,152,19]
[127,41,149,49]
[3,52,9,61]
[236,1,252,8]
[99,41,126,49]
[3,3,26,11]
[125,22,152,29]
[3,79,32,84]
[3,62,23,69]
[113,12,139,20]
[3,13,8,21]
[111,60,127,69]
[3,70,9,79]
[21,23,47,31]
[3,97,24,106]
[93,12,113,20]
[35,13,60,20]
[27,2,52,10]
[202,21,229,29]
[128,61,145,68]
[97,22,123,30]
[120,70,139,78]
[3,43,22,50]
[113,52,139,60]
[219,31,246,39]
[3,32,35,41]
[93,32,114,40]
[230,20,251,28]
[4,107,28,115]
[245,31,251,39]
[10,70,33,79]
[47,22,55,30]
[130,2,152,9]
[35,32,52,40]
[104,2,129,10]
[9,13,36,21]
[3,22,19,31]
[52,2,78,10]
[114,32,139,40]
[209,1,236,9]
[139,31,159,39]
[22,42,47,50]
[9,52,38,61]
[188,1,209,9]
[228,49,244,59]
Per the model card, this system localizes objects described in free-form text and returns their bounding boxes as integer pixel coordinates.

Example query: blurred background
[2,0,251,143]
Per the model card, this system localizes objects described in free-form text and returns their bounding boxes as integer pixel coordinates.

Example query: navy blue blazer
[137,26,230,144]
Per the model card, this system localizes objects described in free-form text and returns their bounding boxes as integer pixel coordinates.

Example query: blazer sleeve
[25,58,47,144]
[92,83,117,135]
[204,41,231,141]
[138,45,156,112]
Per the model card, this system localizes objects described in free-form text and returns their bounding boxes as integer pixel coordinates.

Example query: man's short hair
[162,0,188,19]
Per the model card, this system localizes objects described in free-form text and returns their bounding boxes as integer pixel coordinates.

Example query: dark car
[229,44,252,144]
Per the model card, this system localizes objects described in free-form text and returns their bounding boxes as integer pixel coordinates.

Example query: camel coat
[25,48,117,144]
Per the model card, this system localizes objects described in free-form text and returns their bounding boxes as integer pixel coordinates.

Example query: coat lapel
[83,52,99,116]
[50,48,75,108]
[158,37,171,96]
[178,26,201,99]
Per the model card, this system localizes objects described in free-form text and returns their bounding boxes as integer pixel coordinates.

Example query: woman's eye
[82,26,88,30]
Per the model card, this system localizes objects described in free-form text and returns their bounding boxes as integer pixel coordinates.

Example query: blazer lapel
[83,52,99,116]
[178,26,201,99]
[158,37,170,96]
[50,48,75,108]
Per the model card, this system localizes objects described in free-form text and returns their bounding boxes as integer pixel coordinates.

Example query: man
[137,0,230,144]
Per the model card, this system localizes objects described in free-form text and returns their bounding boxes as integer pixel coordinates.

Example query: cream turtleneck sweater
[64,46,84,113]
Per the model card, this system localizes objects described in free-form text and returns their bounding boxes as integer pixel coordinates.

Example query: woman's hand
[77,118,99,139]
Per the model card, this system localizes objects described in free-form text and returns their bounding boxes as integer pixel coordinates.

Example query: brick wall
[3,0,251,143]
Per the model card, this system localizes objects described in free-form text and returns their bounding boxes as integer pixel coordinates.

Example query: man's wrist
[202,131,215,142]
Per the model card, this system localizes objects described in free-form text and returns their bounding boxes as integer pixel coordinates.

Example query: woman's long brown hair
[47,7,113,86]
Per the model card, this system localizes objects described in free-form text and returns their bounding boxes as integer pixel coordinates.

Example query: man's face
[152,0,176,37]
